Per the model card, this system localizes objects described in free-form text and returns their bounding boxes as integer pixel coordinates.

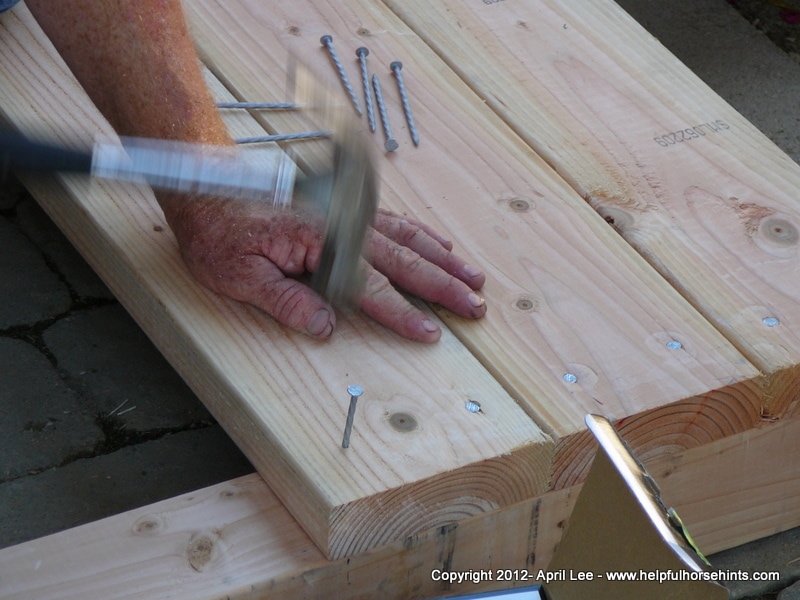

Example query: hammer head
[290,60,378,308]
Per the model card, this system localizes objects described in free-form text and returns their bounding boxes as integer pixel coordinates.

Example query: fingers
[376,208,454,251]
[373,210,485,290]
[192,253,336,340]
[359,266,443,343]
[367,231,487,320]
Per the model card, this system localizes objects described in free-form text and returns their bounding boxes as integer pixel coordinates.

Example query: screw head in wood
[465,400,482,413]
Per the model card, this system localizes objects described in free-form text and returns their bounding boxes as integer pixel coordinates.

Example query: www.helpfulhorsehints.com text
[430,568,781,586]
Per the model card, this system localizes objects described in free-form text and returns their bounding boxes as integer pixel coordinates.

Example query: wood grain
[4,416,800,599]
[377,0,800,417]
[0,4,553,560]
[185,0,763,486]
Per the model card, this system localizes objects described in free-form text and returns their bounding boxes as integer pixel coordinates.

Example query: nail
[422,319,439,333]
[463,264,482,279]
[216,102,296,110]
[342,385,364,449]
[307,308,333,338]
[468,292,485,308]
[372,75,399,152]
[234,130,331,144]
[320,35,362,116]
[356,47,376,133]
[390,61,419,146]
[465,400,482,413]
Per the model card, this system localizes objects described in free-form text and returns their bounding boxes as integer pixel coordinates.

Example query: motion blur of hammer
[0,61,378,307]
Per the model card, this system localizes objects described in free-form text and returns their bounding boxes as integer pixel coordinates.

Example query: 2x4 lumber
[185,0,764,488]
[4,416,800,600]
[0,4,553,560]
[377,0,800,418]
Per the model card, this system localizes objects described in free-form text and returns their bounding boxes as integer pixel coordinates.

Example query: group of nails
[215,34,419,152]
[321,34,419,150]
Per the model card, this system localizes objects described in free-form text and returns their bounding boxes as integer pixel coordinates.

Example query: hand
[162,195,486,343]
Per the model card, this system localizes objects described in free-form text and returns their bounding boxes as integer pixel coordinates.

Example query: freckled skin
[25,0,487,342]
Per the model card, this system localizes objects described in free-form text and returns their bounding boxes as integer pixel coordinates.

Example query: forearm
[25,0,231,146]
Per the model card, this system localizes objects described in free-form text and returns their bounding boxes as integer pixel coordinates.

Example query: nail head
[563,373,578,384]
[763,317,780,327]
[347,384,364,397]
[666,340,683,350]
[465,400,482,413]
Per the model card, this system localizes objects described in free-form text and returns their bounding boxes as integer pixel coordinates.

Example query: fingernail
[463,264,482,278]
[468,292,485,308]
[422,319,439,333]
[307,309,333,338]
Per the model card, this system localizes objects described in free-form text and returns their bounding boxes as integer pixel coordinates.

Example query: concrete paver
[43,303,214,432]
[0,427,253,548]
[0,215,70,329]
[0,337,102,481]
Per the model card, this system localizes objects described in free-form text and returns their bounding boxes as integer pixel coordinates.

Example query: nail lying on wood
[372,75,398,152]
[216,102,297,110]
[320,34,363,116]
[356,47,376,132]
[390,61,419,146]
[234,131,331,144]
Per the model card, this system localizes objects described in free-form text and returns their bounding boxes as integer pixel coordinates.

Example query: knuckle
[270,284,305,323]
[391,245,425,272]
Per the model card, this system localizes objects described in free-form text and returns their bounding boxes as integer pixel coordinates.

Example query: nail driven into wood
[320,35,363,116]
[355,47,376,132]
[389,61,419,146]
[342,385,364,449]
[372,75,399,152]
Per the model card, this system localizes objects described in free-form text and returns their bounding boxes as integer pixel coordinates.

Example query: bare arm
[25,0,487,342]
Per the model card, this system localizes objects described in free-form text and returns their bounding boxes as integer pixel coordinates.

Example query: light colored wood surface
[1,0,791,572]
[378,0,800,417]
[185,0,764,488]
[4,416,800,600]
[0,4,553,560]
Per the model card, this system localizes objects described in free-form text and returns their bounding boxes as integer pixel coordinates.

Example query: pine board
[377,0,800,417]
[185,0,763,488]
[0,4,553,560]
[3,416,800,599]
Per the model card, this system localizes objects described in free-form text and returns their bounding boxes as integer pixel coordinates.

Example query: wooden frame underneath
[2,416,799,599]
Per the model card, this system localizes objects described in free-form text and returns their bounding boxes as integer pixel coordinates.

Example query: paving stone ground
[2,1,800,598]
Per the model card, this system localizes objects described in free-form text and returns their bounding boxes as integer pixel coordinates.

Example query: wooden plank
[4,416,800,599]
[185,0,764,489]
[375,0,800,418]
[0,4,554,560]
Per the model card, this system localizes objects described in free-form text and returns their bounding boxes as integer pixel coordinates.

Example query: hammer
[0,127,377,306]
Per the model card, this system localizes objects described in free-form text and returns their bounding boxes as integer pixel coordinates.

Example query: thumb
[204,254,336,340]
